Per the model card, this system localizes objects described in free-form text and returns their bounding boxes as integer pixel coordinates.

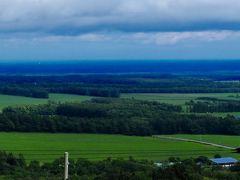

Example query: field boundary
[153,135,236,150]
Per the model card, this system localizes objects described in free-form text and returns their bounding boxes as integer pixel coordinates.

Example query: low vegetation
[0,151,239,180]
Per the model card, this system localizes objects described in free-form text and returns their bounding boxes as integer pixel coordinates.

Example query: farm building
[210,157,238,167]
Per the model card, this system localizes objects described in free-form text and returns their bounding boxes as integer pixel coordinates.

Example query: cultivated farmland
[122,93,240,105]
[0,133,237,162]
[0,93,92,110]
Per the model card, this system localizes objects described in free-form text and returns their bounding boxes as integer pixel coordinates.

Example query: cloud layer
[1,0,240,60]
[1,0,240,34]
[2,31,240,46]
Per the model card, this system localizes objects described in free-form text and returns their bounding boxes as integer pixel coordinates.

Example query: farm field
[0,133,237,162]
[0,93,92,110]
[122,93,240,116]
[122,93,240,105]
[1,92,239,108]
[166,134,240,148]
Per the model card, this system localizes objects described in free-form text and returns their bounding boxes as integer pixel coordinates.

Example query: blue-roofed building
[210,157,238,167]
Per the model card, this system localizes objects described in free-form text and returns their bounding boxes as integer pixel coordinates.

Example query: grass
[0,93,92,110]
[166,134,240,148]
[122,93,240,117]
[0,133,237,162]
[122,93,240,105]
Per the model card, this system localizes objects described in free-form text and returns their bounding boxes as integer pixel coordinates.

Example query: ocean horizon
[0,60,240,74]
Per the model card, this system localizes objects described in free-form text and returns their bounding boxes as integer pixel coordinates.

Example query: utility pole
[64,152,69,180]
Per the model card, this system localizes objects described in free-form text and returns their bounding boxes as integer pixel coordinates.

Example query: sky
[1,0,240,60]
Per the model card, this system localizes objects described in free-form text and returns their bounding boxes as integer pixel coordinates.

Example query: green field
[122,93,240,105]
[167,134,240,148]
[0,133,237,162]
[122,93,240,116]
[0,93,92,110]
[1,92,240,114]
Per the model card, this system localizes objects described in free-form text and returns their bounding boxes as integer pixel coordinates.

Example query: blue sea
[0,60,240,74]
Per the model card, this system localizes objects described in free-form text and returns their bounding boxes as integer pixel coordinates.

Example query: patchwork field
[122,93,240,117]
[0,93,92,110]
[1,92,239,109]
[0,133,237,162]
[122,93,240,105]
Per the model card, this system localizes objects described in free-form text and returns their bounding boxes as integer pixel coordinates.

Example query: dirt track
[153,136,236,150]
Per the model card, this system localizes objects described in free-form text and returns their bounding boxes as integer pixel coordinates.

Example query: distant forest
[0,73,240,98]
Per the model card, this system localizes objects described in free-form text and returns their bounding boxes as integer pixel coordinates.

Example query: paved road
[153,135,236,150]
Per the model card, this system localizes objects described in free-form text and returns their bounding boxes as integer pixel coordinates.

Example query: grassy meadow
[0,133,237,162]
[0,93,92,110]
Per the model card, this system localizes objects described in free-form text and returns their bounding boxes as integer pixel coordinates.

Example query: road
[153,135,236,150]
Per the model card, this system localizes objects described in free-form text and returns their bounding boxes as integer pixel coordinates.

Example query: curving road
[153,135,236,150]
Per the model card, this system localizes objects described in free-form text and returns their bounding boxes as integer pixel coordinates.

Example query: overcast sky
[1,0,240,60]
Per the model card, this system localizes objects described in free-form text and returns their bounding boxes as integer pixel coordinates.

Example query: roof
[210,157,238,164]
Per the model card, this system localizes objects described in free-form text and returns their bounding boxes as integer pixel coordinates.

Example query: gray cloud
[0,0,240,35]
[130,31,240,45]
[2,30,240,46]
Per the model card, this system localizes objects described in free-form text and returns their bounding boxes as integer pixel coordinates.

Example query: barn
[210,157,238,167]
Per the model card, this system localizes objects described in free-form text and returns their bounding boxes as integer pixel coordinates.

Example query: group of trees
[0,86,49,98]
[0,98,239,135]
[0,151,239,180]
[0,85,120,98]
[186,98,240,113]
[49,86,120,97]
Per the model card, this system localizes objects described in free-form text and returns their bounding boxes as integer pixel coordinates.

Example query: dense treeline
[0,98,239,135]
[0,85,120,98]
[0,151,239,180]
[0,74,240,99]
[187,98,240,113]
[0,86,49,98]
[49,86,120,97]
